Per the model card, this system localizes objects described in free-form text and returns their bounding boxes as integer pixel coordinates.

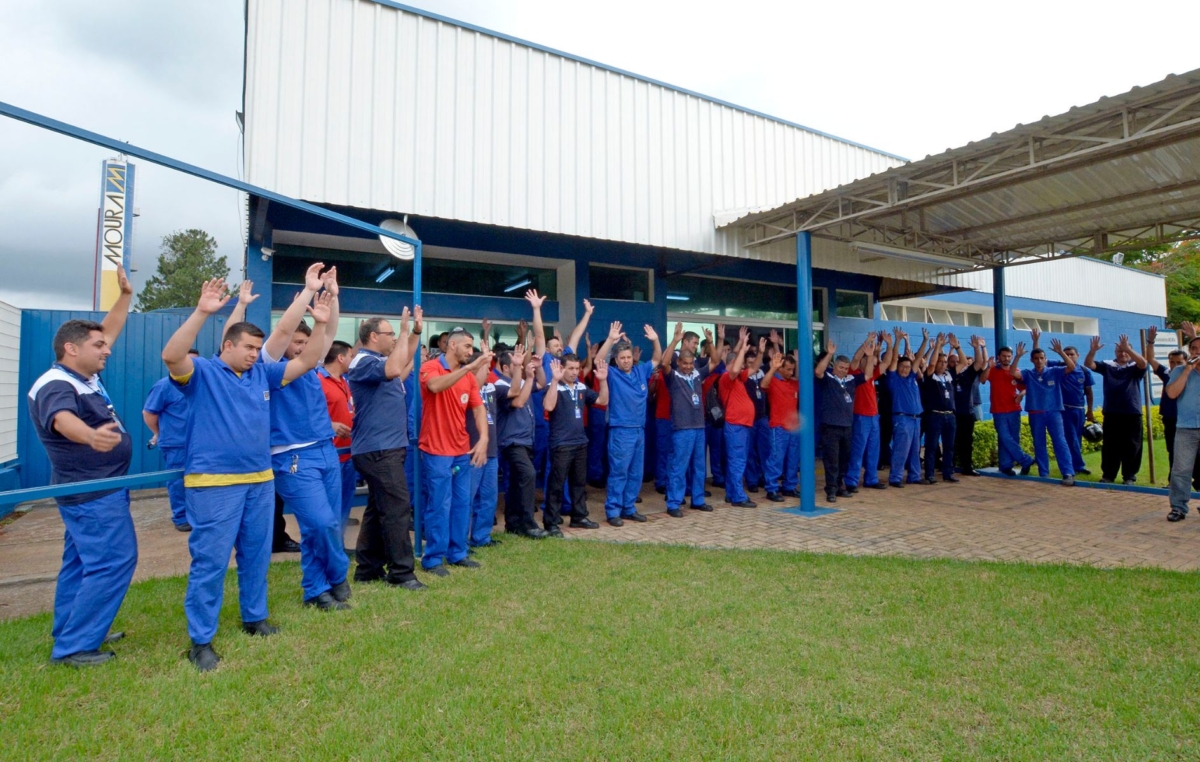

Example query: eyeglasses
[375,331,396,337]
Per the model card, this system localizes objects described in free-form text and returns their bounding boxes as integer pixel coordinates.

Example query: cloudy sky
[1,0,1195,309]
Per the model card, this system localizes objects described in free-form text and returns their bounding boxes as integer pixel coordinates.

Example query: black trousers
[272,492,292,547]
[546,444,589,528]
[352,448,416,583]
[503,444,537,531]
[820,424,852,495]
[955,414,976,472]
[925,413,957,479]
[1100,412,1143,482]
[1162,417,1200,490]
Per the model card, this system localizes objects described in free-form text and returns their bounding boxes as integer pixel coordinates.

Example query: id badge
[486,412,495,425]
[574,406,582,419]
[944,390,950,399]
[843,393,852,404]
[692,393,701,407]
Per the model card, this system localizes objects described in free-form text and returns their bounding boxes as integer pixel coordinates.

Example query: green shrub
[965,406,1163,468]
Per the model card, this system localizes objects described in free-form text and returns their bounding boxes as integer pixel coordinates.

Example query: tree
[136,229,230,312]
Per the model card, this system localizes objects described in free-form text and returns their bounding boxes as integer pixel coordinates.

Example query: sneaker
[1167,509,1186,522]
[1061,475,1075,486]
[667,509,683,518]
[52,650,116,667]
[1099,477,1115,484]
[1122,478,1136,485]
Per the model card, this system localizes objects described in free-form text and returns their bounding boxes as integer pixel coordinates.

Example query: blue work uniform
[264,348,349,604]
[174,355,287,645]
[496,371,539,532]
[144,376,191,527]
[886,370,924,485]
[1049,360,1094,472]
[28,364,136,660]
[467,379,500,546]
[1019,366,1075,479]
[664,365,711,511]
[605,360,656,518]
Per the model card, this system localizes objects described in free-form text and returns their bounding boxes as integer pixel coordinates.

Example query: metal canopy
[723,68,1200,269]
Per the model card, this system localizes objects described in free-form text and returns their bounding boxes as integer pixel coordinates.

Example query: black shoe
[747,485,759,494]
[426,565,451,577]
[655,485,667,494]
[624,512,648,522]
[667,509,683,518]
[920,478,937,485]
[451,558,481,569]
[242,620,279,637]
[103,631,125,644]
[635,496,643,504]
[389,578,428,591]
[273,537,301,553]
[961,469,981,477]
[1099,477,1114,484]
[732,500,758,508]
[846,486,859,494]
[704,490,713,497]
[588,480,606,489]
[836,488,851,498]
[825,494,838,504]
[1168,509,1186,522]
[690,502,713,511]
[999,468,1017,476]
[1019,462,1033,476]
[867,483,887,490]
[943,475,960,483]
[767,492,784,502]
[517,527,550,539]
[554,515,563,525]
[187,643,220,673]
[1122,478,1136,485]
[1077,468,1092,476]
[304,591,351,611]
[889,481,904,488]
[52,649,115,667]
[607,517,625,527]
[781,489,799,498]
[174,523,192,532]
[570,518,599,529]
[353,572,385,584]
[346,517,360,526]
[329,580,351,603]
[546,525,565,538]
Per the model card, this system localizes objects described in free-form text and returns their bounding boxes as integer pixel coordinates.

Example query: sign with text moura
[93,158,136,310]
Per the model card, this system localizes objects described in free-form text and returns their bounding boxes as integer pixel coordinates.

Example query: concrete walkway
[2,475,1196,622]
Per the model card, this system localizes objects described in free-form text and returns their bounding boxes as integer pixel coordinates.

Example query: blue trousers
[184,481,274,644]
[724,423,752,503]
[272,442,350,601]
[51,490,137,659]
[422,452,471,568]
[765,426,800,493]
[745,418,771,488]
[587,415,608,483]
[1030,411,1075,478]
[338,457,357,530]
[707,424,726,486]
[846,414,881,487]
[667,428,706,510]
[605,426,645,518]
[994,411,1034,471]
[1062,406,1088,471]
[924,413,957,479]
[161,446,188,526]
[655,418,673,489]
[889,415,922,485]
[469,455,499,546]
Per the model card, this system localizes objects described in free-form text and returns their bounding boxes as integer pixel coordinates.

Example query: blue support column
[993,267,1008,351]
[796,232,816,512]
[412,241,424,556]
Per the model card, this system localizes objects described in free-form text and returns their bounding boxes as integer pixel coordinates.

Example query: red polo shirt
[652,371,671,420]
[318,369,354,463]
[719,370,756,427]
[765,375,800,429]
[419,357,483,456]
[850,367,883,417]
[988,368,1025,415]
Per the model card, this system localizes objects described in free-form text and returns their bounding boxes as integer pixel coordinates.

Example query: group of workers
[29,262,1198,671]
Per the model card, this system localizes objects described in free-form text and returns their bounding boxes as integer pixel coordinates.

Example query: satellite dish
[379,216,417,261]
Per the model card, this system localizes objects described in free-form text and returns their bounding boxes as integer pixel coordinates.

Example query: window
[1013,315,1079,334]
[835,290,872,319]
[664,275,821,323]
[589,265,651,302]
[882,304,904,322]
[967,312,984,327]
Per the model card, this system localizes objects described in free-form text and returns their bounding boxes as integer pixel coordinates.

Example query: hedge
[970,407,1165,469]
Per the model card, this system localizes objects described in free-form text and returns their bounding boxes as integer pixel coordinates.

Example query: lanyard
[58,364,127,433]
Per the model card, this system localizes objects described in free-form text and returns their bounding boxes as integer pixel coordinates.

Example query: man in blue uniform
[543,355,608,533]
[143,347,200,531]
[1008,337,1077,486]
[886,328,929,488]
[602,322,661,526]
[659,325,713,516]
[743,338,772,494]
[162,268,332,672]
[495,345,549,538]
[467,338,501,548]
[261,267,350,611]
[1032,326,1094,477]
[28,266,135,667]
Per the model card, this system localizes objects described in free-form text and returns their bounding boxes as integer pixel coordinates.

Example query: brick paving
[1,475,1196,622]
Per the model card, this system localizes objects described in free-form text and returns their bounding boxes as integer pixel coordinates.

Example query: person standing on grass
[886,328,929,488]
[761,350,801,501]
[981,344,1035,477]
[163,271,332,672]
[318,340,358,533]
[1163,335,1200,522]
[603,321,661,526]
[466,323,502,549]
[543,355,608,533]
[1146,324,1200,491]
[1008,338,1077,487]
[816,337,876,502]
[495,345,549,539]
[143,347,201,532]
[951,336,988,477]
[1084,333,1149,484]
[28,266,135,667]
[418,327,493,575]
[660,323,714,516]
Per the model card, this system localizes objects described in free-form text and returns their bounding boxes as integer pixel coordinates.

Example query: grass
[2,540,1199,761]
[1042,437,1172,486]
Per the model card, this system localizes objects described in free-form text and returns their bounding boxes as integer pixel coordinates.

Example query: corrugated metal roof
[243,0,904,263]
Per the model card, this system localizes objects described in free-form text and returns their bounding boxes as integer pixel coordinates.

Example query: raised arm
[510,347,537,408]
[320,267,340,357]
[760,352,783,389]
[727,327,751,377]
[282,292,333,384]
[661,322,683,376]
[1084,335,1103,371]
[162,278,230,377]
[101,266,134,348]
[645,324,663,365]
[525,289,548,357]
[814,339,835,379]
[1007,341,1027,380]
[1144,325,1162,371]
[1166,357,1198,399]
[565,300,594,355]
[594,358,610,406]
[948,334,970,373]
[1030,324,1042,351]
[923,334,945,379]
[1050,338,1076,374]
[972,335,988,372]
[862,336,879,377]
[228,279,258,326]
[426,350,493,395]
[596,321,623,366]
[1118,333,1148,369]
[265,262,325,359]
[386,308,414,381]
[542,359,564,413]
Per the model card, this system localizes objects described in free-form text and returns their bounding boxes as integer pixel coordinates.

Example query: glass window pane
[835,290,871,319]
[882,304,904,322]
[664,274,804,321]
[590,265,650,302]
[967,312,984,327]
[1063,321,1075,333]
[948,311,966,326]
[1037,319,1051,331]
[928,309,952,325]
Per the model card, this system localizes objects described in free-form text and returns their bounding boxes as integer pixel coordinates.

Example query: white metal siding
[244,0,903,263]
[0,302,20,463]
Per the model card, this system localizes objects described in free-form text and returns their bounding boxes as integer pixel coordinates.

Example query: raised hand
[948,333,960,349]
[412,305,424,334]
[608,321,623,342]
[1030,324,1041,343]
[1014,341,1027,357]
[1050,338,1064,354]
[399,306,411,335]
[88,422,123,453]
[644,324,659,343]
[738,326,750,346]
[594,357,609,380]
[702,327,714,344]
[481,318,493,338]
[511,344,527,368]
[304,262,326,292]
[826,339,837,355]
[524,289,546,309]
[632,345,642,362]
[471,349,494,372]
[769,352,784,371]
[769,328,782,346]
[549,358,564,382]
[197,278,231,314]
[307,291,333,323]
[117,265,134,296]
[238,279,260,304]
[1117,333,1131,350]
[321,266,339,296]
[1090,335,1104,353]
[935,332,946,347]
[758,336,767,354]
[1183,321,1196,339]
[717,324,726,341]
[518,318,529,339]
[583,299,594,315]
[921,327,930,341]
[1147,325,1158,345]
[673,322,684,342]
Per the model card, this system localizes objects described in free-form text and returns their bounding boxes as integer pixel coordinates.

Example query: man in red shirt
[419,327,492,576]
[760,349,801,501]
[980,345,1034,475]
[718,327,757,507]
[845,333,892,492]
[319,340,357,533]
[651,369,673,493]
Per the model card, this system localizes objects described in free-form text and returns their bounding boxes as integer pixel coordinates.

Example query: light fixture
[260,246,275,262]
[375,266,396,284]
[503,278,532,293]
[379,216,418,260]
[666,294,690,301]
[850,242,976,271]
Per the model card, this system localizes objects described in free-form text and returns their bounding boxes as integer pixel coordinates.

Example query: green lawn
[1044,437,1172,486]
[2,541,1198,760]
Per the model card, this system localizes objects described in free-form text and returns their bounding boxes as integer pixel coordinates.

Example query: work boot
[329,580,351,603]
[304,591,350,611]
[242,620,280,637]
[52,650,115,667]
[188,643,220,672]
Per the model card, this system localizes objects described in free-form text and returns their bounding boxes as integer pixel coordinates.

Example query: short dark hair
[293,320,312,337]
[1031,348,1046,358]
[683,331,700,342]
[898,355,913,364]
[613,341,634,356]
[835,355,850,364]
[1169,349,1188,359]
[678,350,696,361]
[359,317,389,345]
[496,350,514,370]
[998,346,1014,355]
[782,355,797,367]
[1064,345,1078,354]
[53,319,105,361]
[562,354,581,367]
[188,348,200,356]
[223,321,265,346]
[324,340,352,365]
